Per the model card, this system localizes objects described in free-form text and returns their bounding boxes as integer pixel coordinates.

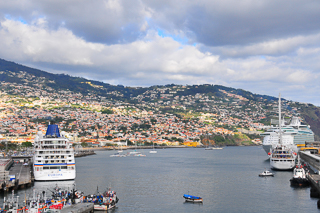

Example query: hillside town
[0,71,306,147]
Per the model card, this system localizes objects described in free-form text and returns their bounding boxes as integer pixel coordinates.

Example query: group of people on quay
[0,184,119,212]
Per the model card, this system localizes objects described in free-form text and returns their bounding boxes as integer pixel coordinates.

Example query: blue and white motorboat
[183,194,203,203]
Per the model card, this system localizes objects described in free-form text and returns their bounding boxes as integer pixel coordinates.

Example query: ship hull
[263,145,272,154]
[34,170,76,181]
[270,159,295,170]
[290,178,310,187]
[94,204,116,211]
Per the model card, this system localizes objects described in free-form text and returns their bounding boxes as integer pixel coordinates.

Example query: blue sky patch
[5,14,27,24]
[157,28,188,45]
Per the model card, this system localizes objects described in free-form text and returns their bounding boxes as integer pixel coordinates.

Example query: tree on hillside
[21,142,32,148]
[81,142,88,147]
[101,109,113,114]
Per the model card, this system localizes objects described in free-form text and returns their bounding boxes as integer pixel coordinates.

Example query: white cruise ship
[261,117,315,154]
[269,144,297,170]
[268,94,297,170]
[33,124,76,181]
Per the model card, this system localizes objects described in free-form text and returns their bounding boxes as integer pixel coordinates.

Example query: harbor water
[2,146,319,212]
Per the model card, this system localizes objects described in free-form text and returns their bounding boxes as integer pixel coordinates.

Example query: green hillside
[0,58,319,140]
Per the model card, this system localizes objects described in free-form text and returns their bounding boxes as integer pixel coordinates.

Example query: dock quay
[299,143,320,208]
[300,150,320,174]
[307,174,320,197]
[0,157,34,192]
[61,203,94,213]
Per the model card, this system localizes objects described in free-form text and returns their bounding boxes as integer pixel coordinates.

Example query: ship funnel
[45,124,61,137]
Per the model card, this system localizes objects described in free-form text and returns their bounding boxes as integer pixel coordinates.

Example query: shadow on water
[94,208,117,213]
[183,201,203,205]
[291,186,311,190]
[271,168,294,172]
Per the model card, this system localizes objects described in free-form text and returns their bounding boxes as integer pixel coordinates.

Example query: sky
[0,0,320,106]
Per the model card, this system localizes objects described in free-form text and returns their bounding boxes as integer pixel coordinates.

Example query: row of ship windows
[37,160,73,163]
[40,141,67,144]
[35,166,75,171]
[36,146,68,149]
[271,159,294,162]
[38,151,71,154]
[36,155,72,158]
[273,151,290,154]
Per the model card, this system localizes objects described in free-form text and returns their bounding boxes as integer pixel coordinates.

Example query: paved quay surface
[61,203,94,213]
[9,161,32,185]
[0,160,33,190]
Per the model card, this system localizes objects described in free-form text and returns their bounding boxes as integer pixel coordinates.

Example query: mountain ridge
[0,58,319,140]
[0,58,278,102]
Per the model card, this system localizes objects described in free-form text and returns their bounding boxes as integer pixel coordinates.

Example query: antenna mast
[278,93,282,144]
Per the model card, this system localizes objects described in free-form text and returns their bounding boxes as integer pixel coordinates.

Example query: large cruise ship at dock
[33,124,76,181]
[261,116,315,154]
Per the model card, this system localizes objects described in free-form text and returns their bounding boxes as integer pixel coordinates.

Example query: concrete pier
[299,148,320,208]
[307,174,320,197]
[75,150,96,157]
[300,151,320,174]
[0,158,33,191]
[61,203,94,213]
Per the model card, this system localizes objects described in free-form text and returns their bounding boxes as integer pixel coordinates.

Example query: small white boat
[129,150,140,155]
[259,169,274,177]
[212,147,223,150]
[118,143,123,153]
[205,147,223,150]
[290,165,309,187]
[134,152,146,157]
[89,188,119,211]
[110,152,127,157]
[150,142,157,153]
[290,155,310,187]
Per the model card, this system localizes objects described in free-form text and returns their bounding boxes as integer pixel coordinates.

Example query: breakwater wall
[75,150,96,158]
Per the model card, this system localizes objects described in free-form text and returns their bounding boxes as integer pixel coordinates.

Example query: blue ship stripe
[35,163,67,166]
[34,163,75,166]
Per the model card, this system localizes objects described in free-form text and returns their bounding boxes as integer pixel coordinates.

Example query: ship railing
[36,152,68,157]
[39,146,67,149]
[272,155,294,159]
[36,147,71,150]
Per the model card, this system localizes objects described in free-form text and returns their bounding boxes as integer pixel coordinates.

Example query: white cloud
[216,33,320,58]
[0,18,103,65]
[0,18,227,82]
[0,1,320,105]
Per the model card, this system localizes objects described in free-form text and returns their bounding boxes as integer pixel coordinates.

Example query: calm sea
[2,146,319,212]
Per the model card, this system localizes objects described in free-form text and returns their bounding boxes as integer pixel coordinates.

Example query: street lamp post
[5,140,7,158]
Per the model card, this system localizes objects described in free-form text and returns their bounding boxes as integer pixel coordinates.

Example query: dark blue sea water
[3,146,320,212]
